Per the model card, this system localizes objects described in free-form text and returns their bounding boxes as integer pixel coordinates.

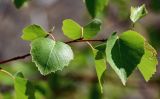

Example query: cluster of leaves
[21,3,157,92]
[1,0,158,98]
[0,69,35,99]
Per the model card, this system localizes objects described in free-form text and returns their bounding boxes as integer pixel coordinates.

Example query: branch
[0,39,107,64]
[65,39,107,43]
[0,53,30,64]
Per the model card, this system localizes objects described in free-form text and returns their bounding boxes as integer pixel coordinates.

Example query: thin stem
[0,39,107,64]
[86,41,94,50]
[0,68,15,80]
[81,27,84,38]
[0,53,30,64]
[49,34,55,40]
[48,26,56,40]
[50,26,55,33]
[131,22,135,30]
[65,39,107,44]
[132,23,135,28]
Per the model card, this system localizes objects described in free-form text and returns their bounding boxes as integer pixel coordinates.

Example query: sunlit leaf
[30,38,74,75]
[130,4,148,23]
[14,72,35,99]
[62,19,82,40]
[62,19,102,39]
[21,24,48,41]
[138,42,158,81]
[106,31,145,85]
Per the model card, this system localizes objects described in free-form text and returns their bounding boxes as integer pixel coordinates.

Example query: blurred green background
[0,0,160,99]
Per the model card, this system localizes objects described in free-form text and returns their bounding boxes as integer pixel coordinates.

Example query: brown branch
[65,39,107,43]
[0,39,107,64]
[0,53,30,64]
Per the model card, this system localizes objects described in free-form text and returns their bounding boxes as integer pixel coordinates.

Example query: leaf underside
[30,38,74,75]
[130,4,148,23]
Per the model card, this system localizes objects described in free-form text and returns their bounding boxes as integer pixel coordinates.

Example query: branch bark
[0,39,107,64]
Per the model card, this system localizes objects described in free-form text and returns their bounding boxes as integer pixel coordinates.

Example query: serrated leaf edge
[30,40,74,75]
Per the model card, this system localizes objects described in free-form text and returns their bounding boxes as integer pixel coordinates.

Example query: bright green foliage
[62,19,82,39]
[13,0,27,9]
[62,19,101,40]
[92,48,106,93]
[85,0,109,18]
[106,31,145,85]
[130,4,148,23]
[138,42,158,81]
[30,38,74,75]
[21,24,48,41]
[14,72,35,99]
[83,19,102,39]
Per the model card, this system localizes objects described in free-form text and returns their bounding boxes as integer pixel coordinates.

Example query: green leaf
[138,42,158,81]
[106,31,145,85]
[95,43,106,60]
[21,24,48,41]
[30,38,74,75]
[130,4,148,23]
[14,72,24,78]
[92,48,106,93]
[13,0,27,9]
[62,19,82,39]
[14,72,35,99]
[83,19,102,39]
[85,0,109,18]
[62,19,102,39]
[95,43,106,54]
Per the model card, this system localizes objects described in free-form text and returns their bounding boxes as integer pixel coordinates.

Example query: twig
[0,68,15,80]
[0,53,30,64]
[0,39,107,64]
[65,39,107,43]
[49,34,55,40]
